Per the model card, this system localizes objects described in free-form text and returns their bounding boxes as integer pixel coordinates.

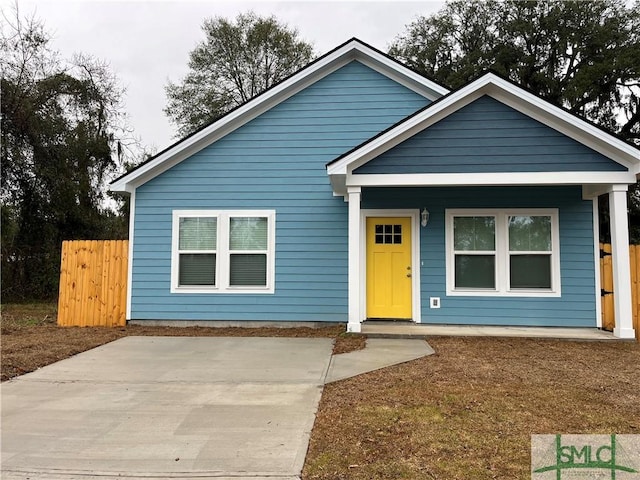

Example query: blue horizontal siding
[362,185,596,327]
[354,95,627,174]
[130,60,430,322]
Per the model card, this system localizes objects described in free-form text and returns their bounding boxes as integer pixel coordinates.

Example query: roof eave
[109,38,449,192]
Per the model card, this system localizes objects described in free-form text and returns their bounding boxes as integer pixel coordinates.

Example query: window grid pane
[179,253,216,286]
[454,216,495,251]
[230,217,268,250]
[374,224,402,244]
[179,217,217,251]
[455,254,495,289]
[510,254,551,289]
[230,254,267,286]
[508,216,551,252]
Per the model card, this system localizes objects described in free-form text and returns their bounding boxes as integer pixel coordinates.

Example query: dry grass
[0,304,358,381]
[3,304,637,478]
[303,336,640,479]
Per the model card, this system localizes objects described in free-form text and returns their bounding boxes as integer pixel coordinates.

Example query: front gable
[328,73,639,195]
[110,39,448,193]
[354,95,628,175]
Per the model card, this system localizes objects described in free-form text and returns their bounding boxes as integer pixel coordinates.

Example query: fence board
[600,243,640,340]
[57,240,128,327]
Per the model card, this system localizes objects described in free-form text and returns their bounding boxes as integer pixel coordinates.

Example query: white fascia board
[327,73,640,178]
[110,39,449,193]
[347,171,638,188]
[353,45,449,100]
[484,77,640,171]
[110,51,351,192]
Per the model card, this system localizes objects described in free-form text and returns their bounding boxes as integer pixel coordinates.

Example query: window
[172,210,275,293]
[375,224,402,244]
[446,209,560,297]
[453,216,496,289]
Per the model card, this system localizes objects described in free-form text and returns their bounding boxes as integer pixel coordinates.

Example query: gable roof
[326,71,640,194]
[110,38,449,193]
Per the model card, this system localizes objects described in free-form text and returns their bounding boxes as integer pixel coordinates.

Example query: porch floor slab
[361,322,620,341]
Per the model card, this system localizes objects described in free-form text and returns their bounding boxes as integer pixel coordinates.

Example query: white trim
[347,171,637,188]
[327,73,640,193]
[355,54,446,100]
[360,209,421,323]
[592,197,602,328]
[445,209,561,297]
[125,189,135,321]
[608,188,636,339]
[110,39,448,193]
[171,210,276,294]
[347,187,362,333]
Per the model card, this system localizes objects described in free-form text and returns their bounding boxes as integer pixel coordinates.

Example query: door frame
[360,209,422,323]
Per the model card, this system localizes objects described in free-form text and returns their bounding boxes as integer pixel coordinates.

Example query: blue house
[110,39,639,339]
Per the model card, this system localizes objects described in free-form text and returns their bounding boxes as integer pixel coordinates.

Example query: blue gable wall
[354,95,627,174]
[363,185,596,327]
[131,61,430,321]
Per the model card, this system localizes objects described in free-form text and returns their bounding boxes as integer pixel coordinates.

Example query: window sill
[447,289,561,298]
[171,286,274,294]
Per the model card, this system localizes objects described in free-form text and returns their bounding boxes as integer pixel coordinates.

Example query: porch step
[360,322,621,341]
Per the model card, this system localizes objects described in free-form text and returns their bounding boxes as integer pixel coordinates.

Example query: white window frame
[171,210,276,294]
[445,209,561,297]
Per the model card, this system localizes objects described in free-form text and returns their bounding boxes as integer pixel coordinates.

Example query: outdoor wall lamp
[421,208,430,227]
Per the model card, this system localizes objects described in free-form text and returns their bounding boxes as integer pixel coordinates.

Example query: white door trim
[360,209,422,323]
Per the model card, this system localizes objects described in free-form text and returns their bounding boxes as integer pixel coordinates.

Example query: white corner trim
[170,209,276,294]
[347,188,362,332]
[125,189,135,321]
[111,39,449,193]
[359,209,421,323]
[592,197,602,328]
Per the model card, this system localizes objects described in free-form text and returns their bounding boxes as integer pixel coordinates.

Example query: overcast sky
[14,0,445,155]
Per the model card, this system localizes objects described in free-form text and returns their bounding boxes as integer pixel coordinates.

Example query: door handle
[407,273,412,278]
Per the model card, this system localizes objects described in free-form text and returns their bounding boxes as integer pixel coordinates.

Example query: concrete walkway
[1,336,433,480]
[326,339,435,383]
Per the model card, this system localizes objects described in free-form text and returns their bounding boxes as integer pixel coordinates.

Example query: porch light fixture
[421,208,430,227]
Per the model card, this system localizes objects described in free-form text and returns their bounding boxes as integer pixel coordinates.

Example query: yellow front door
[366,217,412,319]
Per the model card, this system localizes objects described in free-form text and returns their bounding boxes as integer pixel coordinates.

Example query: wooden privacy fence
[600,243,640,340]
[57,240,128,327]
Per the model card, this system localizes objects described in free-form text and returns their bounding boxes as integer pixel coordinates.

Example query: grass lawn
[303,337,640,479]
[2,304,638,479]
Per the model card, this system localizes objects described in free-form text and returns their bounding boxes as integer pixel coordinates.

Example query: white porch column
[608,185,636,339]
[347,186,362,333]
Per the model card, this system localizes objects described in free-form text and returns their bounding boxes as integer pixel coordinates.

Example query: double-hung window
[446,209,560,296]
[172,210,275,293]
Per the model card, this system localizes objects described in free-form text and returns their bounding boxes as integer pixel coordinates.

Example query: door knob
[407,273,412,278]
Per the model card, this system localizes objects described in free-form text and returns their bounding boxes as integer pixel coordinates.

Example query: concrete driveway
[1,337,334,480]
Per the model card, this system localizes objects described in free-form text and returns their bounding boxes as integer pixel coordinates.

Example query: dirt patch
[1,304,356,381]
[332,333,367,355]
[303,336,640,479]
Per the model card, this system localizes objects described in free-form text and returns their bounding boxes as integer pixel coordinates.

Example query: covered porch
[341,184,636,339]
